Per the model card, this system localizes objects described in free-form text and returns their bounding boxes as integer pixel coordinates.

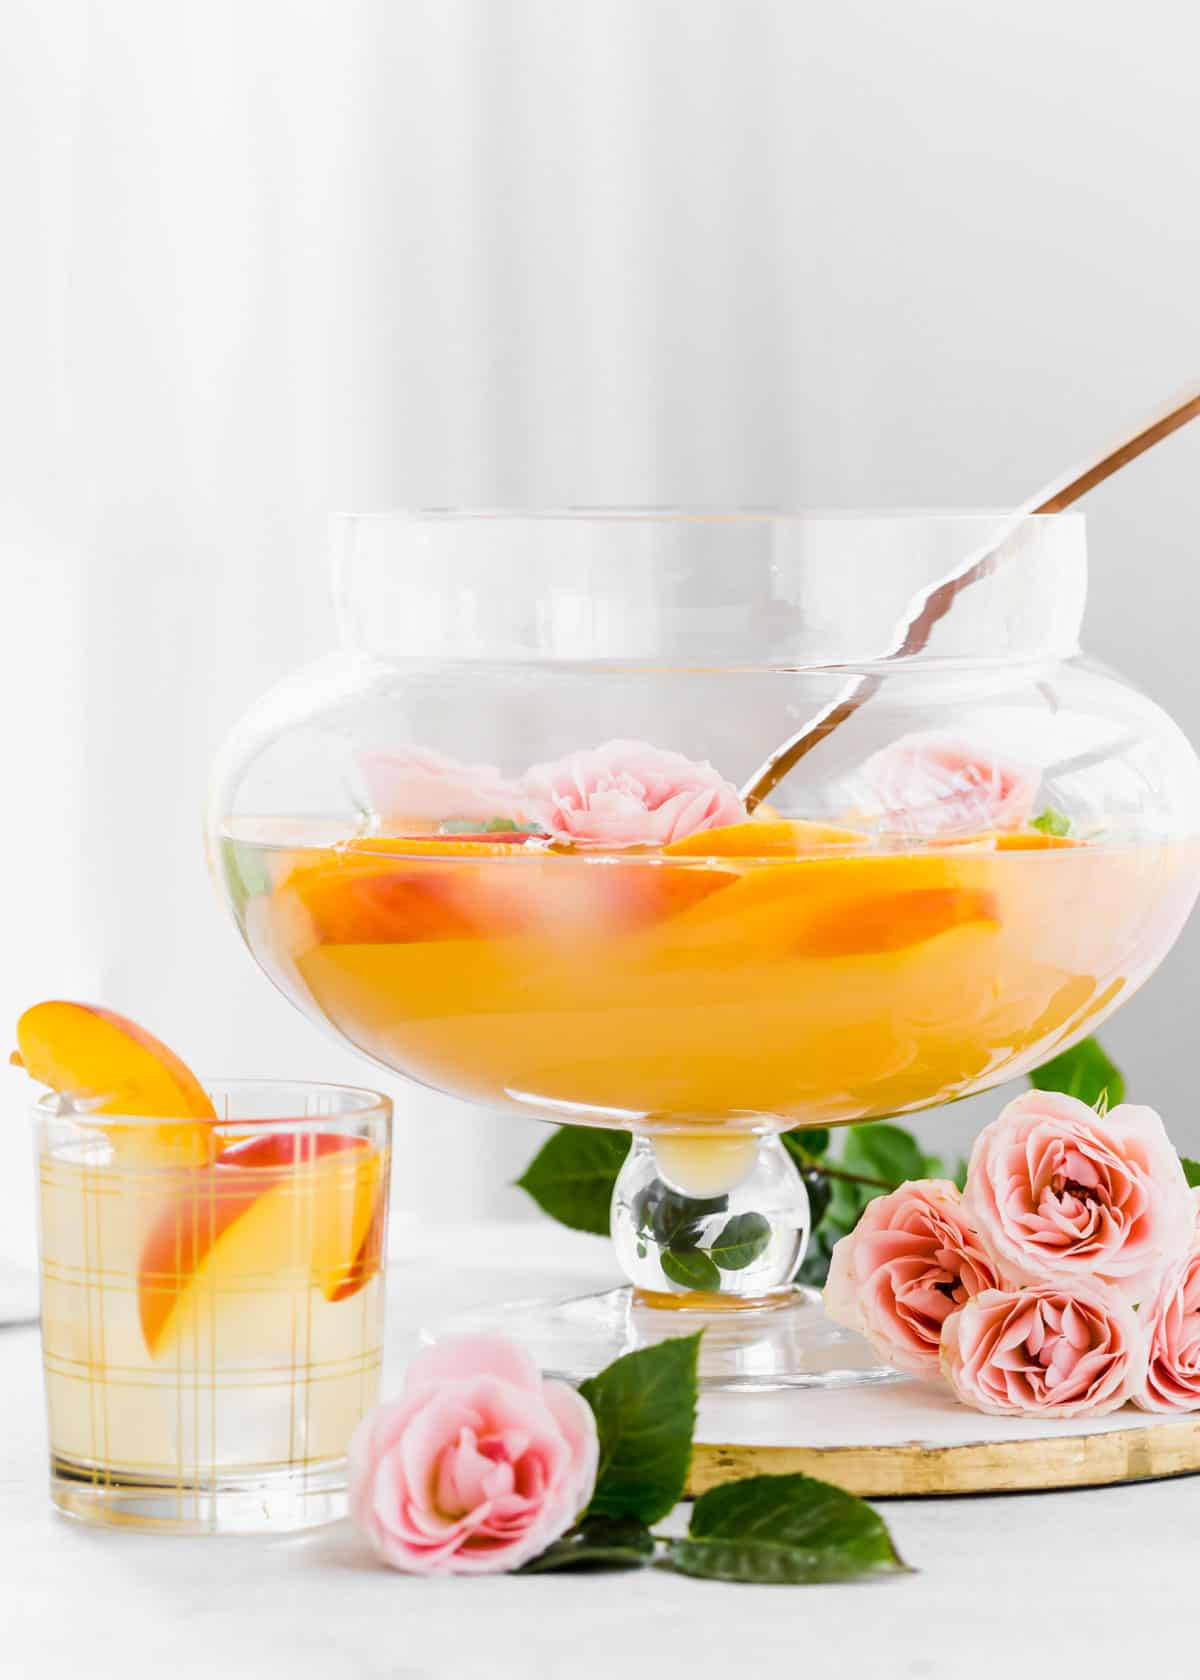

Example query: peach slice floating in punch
[279,834,544,946]
[790,884,1001,957]
[137,1130,383,1356]
[661,853,1001,960]
[13,1001,218,1164]
[995,830,1083,851]
[285,835,739,946]
[663,818,867,858]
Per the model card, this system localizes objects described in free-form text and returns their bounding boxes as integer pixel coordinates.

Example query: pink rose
[1136,1192,1200,1413]
[348,1335,598,1574]
[360,746,528,829]
[824,1179,1000,1377]
[520,738,746,847]
[962,1091,1195,1302]
[859,732,1040,837]
[940,1283,1146,1417]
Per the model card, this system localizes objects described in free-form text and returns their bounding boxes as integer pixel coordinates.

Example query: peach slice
[137,1131,383,1355]
[345,834,543,857]
[599,862,738,928]
[279,839,548,947]
[664,819,866,858]
[789,885,1001,957]
[995,831,1082,851]
[282,841,740,948]
[328,1186,388,1304]
[661,855,1002,961]
[283,856,487,945]
[13,1001,217,1164]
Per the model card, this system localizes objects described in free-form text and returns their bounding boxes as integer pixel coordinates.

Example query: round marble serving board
[690,1379,1200,1497]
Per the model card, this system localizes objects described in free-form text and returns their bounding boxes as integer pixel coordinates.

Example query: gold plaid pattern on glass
[35,1080,390,1533]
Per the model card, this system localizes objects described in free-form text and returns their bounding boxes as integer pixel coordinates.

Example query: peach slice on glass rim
[13,1001,218,1164]
[137,1130,384,1356]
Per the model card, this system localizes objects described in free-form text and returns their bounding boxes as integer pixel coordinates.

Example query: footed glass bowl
[208,512,1200,1388]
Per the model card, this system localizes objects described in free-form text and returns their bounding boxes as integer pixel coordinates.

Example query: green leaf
[516,1126,631,1236]
[952,1157,970,1192]
[579,1335,700,1524]
[521,1516,656,1573]
[825,1178,869,1234]
[782,1128,829,1166]
[793,1122,927,1287]
[707,1212,772,1271]
[1181,1157,1200,1189]
[795,1227,836,1288]
[661,1248,721,1290]
[667,1474,910,1585]
[801,1167,832,1231]
[438,817,544,834]
[1031,807,1072,837]
[632,1181,727,1251]
[217,834,273,923]
[1029,1037,1125,1109]
[841,1122,924,1189]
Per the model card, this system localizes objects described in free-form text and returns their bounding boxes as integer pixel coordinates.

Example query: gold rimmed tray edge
[687,1413,1200,1498]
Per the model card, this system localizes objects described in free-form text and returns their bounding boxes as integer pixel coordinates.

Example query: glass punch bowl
[208,513,1200,1389]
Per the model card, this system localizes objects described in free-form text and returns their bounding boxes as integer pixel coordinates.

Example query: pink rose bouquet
[824,1179,999,1377]
[859,731,1040,838]
[349,1335,598,1574]
[940,1283,1147,1418]
[1136,1193,1200,1413]
[520,738,746,847]
[962,1091,1195,1302]
[360,746,529,830]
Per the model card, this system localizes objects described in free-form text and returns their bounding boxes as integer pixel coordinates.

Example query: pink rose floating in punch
[360,746,531,830]
[1136,1193,1200,1413]
[859,731,1040,838]
[349,1335,598,1575]
[824,1180,999,1377]
[940,1283,1147,1418]
[962,1091,1195,1302]
[521,738,746,847]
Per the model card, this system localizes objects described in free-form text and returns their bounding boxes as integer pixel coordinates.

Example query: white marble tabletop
[2,1220,1195,1680]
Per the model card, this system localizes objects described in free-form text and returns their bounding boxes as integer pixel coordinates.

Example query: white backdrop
[4,0,1200,1268]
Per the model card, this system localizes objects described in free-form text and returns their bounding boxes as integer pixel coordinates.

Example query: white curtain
[5,0,1200,1278]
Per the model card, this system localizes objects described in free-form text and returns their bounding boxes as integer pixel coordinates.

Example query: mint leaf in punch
[1031,807,1072,837]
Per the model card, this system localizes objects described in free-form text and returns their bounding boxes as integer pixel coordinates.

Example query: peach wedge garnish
[137,1131,383,1356]
[13,1001,218,1164]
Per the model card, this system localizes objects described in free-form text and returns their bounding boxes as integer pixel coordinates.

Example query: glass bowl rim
[331,506,1085,527]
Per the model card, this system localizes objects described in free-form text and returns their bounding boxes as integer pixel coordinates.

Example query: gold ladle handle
[741,382,1200,811]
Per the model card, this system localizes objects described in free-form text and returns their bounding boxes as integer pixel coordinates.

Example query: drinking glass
[35,1078,391,1532]
[208,512,1200,1389]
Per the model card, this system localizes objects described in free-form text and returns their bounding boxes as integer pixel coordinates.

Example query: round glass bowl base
[425,1285,899,1394]
[49,1454,349,1534]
